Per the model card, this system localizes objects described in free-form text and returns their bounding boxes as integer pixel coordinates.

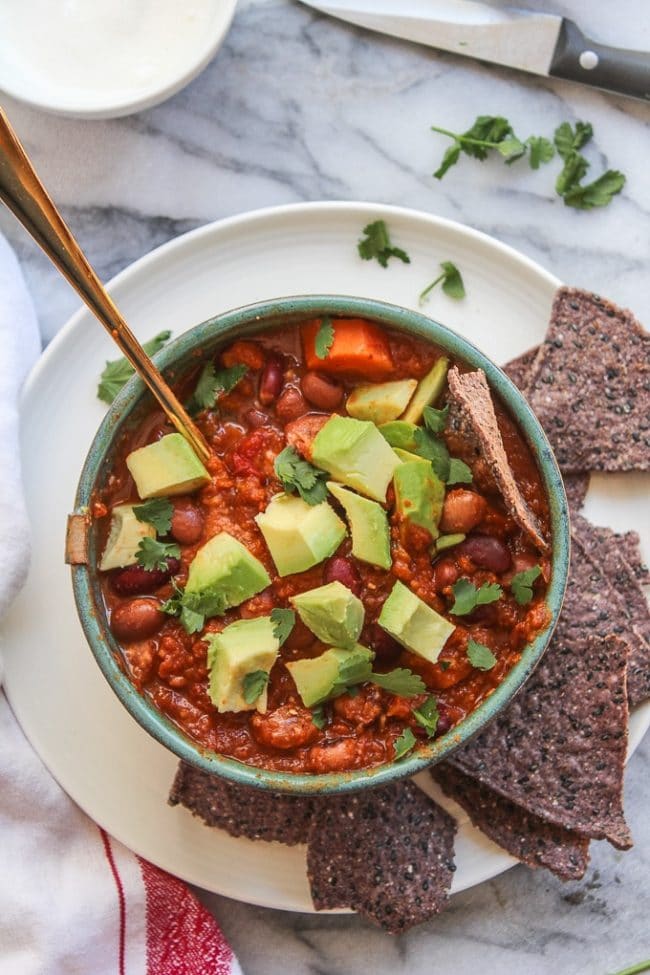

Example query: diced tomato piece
[301,318,393,380]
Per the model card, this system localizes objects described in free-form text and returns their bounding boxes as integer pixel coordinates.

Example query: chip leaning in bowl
[96,317,552,774]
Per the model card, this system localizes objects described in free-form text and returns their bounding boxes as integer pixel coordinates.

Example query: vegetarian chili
[96,318,551,774]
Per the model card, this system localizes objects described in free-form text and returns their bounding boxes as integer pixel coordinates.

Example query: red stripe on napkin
[100,829,127,975]
[139,857,235,974]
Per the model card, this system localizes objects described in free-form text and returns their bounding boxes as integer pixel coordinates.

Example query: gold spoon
[0,108,210,464]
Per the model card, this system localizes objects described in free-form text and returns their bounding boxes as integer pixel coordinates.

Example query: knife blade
[298,0,650,101]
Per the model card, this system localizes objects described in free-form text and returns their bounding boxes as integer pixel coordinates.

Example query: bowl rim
[0,0,237,119]
[71,294,570,795]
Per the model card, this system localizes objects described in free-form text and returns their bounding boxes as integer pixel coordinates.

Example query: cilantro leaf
[420,261,465,305]
[450,578,502,616]
[497,136,526,163]
[358,220,411,268]
[97,330,172,404]
[311,705,327,730]
[555,151,590,197]
[135,537,180,572]
[423,404,449,435]
[554,121,593,160]
[242,670,270,705]
[181,587,228,622]
[370,668,426,697]
[510,565,542,605]
[314,317,335,359]
[434,142,462,180]
[161,582,205,633]
[393,727,417,760]
[191,362,248,412]
[413,696,439,737]
[274,446,328,505]
[526,135,555,170]
[467,639,497,671]
[271,607,295,646]
[133,497,173,536]
[413,428,450,481]
[447,458,473,485]
[562,169,626,210]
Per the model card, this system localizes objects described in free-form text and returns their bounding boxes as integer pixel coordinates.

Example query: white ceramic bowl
[0,0,238,119]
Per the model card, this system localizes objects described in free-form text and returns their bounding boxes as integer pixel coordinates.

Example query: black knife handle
[549,18,650,101]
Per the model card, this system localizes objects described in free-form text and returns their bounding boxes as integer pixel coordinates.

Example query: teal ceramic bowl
[71,296,570,795]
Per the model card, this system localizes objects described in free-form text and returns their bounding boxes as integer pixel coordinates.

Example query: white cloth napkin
[0,234,242,975]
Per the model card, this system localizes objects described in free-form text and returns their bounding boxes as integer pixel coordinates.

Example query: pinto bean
[455,535,512,573]
[323,556,362,596]
[170,502,204,546]
[309,738,358,773]
[110,558,180,595]
[432,557,459,592]
[332,686,382,726]
[110,598,165,642]
[300,371,343,410]
[275,386,309,422]
[250,704,319,750]
[245,408,270,429]
[259,356,283,405]
[439,489,487,534]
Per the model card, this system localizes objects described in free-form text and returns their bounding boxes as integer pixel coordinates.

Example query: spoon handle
[0,108,210,463]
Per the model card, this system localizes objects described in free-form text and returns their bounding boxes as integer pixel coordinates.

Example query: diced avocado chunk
[126,433,210,499]
[436,533,466,552]
[291,581,364,650]
[255,493,346,577]
[327,482,391,570]
[401,357,449,424]
[286,644,374,708]
[346,379,418,426]
[185,532,271,618]
[378,420,419,451]
[206,616,279,713]
[378,580,454,664]
[311,416,401,502]
[99,504,156,571]
[393,462,445,540]
[393,447,424,464]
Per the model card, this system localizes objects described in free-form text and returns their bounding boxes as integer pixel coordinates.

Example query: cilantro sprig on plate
[274,446,328,506]
[97,330,172,404]
[419,261,465,305]
[358,220,411,268]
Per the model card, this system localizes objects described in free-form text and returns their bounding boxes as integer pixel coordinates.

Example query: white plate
[3,202,648,913]
[0,0,237,119]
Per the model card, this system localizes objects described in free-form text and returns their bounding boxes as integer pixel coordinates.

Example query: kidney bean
[110,558,180,596]
[455,535,512,573]
[110,598,165,642]
[432,557,459,592]
[323,556,362,596]
[170,502,204,546]
[439,489,487,534]
[300,371,343,410]
[259,356,283,405]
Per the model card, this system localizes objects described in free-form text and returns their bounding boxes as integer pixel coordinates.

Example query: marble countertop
[2,1,649,972]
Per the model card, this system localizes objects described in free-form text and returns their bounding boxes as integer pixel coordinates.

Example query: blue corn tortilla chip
[432,762,590,881]
[306,779,457,933]
[572,516,650,707]
[526,287,650,473]
[448,620,631,850]
[168,762,315,845]
[503,345,589,510]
